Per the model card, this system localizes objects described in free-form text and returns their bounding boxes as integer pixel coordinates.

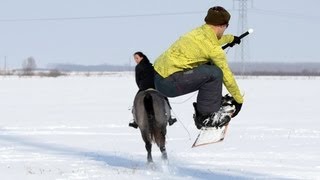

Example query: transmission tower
[233,0,252,75]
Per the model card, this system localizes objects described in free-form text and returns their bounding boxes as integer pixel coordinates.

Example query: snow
[1,74,319,179]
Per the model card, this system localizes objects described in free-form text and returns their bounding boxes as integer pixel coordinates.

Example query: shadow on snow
[0,130,281,179]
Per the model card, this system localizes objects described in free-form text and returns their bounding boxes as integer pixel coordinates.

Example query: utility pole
[233,0,252,75]
[4,56,7,74]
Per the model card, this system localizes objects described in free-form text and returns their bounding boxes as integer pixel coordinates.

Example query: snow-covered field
[1,74,319,179]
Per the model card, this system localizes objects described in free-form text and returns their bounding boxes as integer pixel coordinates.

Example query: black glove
[232,100,242,118]
[229,36,241,47]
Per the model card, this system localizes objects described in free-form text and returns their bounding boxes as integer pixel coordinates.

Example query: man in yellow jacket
[154,6,243,129]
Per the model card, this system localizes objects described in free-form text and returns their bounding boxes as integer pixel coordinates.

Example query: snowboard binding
[193,94,236,129]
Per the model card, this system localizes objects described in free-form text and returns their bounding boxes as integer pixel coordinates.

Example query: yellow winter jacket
[154,24,243,103]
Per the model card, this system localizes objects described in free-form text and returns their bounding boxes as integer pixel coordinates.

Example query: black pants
[154,64,223,114]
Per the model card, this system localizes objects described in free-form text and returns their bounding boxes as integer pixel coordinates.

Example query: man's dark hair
[204,6,231,26]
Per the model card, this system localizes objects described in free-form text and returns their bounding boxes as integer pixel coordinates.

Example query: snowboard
[191,94,236,148]
[192,124,229,148]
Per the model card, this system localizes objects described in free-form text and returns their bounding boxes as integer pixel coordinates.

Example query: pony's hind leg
[145,141,153,163]
[160,146,168,160]
[159,131,168,161]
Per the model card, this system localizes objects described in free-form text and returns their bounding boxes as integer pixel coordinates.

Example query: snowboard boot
[129,120,138,129]
[193,100,235,129]
[201,101,235,128]
[201,111,231,128]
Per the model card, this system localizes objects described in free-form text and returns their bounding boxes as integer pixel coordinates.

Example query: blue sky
[0,0,319,68]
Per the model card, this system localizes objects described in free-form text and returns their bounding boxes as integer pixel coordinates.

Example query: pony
[133,89,170,163]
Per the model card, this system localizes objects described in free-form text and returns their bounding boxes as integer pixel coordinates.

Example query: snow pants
[154,64,223,114]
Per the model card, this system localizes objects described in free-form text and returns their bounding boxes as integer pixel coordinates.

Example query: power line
[0,11,205,22]
[250,8,320,21]
[0,9,318,23]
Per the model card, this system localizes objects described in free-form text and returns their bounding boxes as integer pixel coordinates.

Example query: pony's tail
[143,92,162,147]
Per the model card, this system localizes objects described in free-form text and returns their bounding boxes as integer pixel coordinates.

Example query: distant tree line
[0,56,65,77]
[1,60,320,77]
[49,63,134,72]
[233,71,320,76]
[230,62,320,76]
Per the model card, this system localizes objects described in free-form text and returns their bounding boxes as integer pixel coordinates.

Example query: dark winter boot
[168,116,177,126]
[129,121,138,129]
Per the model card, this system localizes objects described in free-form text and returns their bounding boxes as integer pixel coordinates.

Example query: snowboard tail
[192,124,229,148]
